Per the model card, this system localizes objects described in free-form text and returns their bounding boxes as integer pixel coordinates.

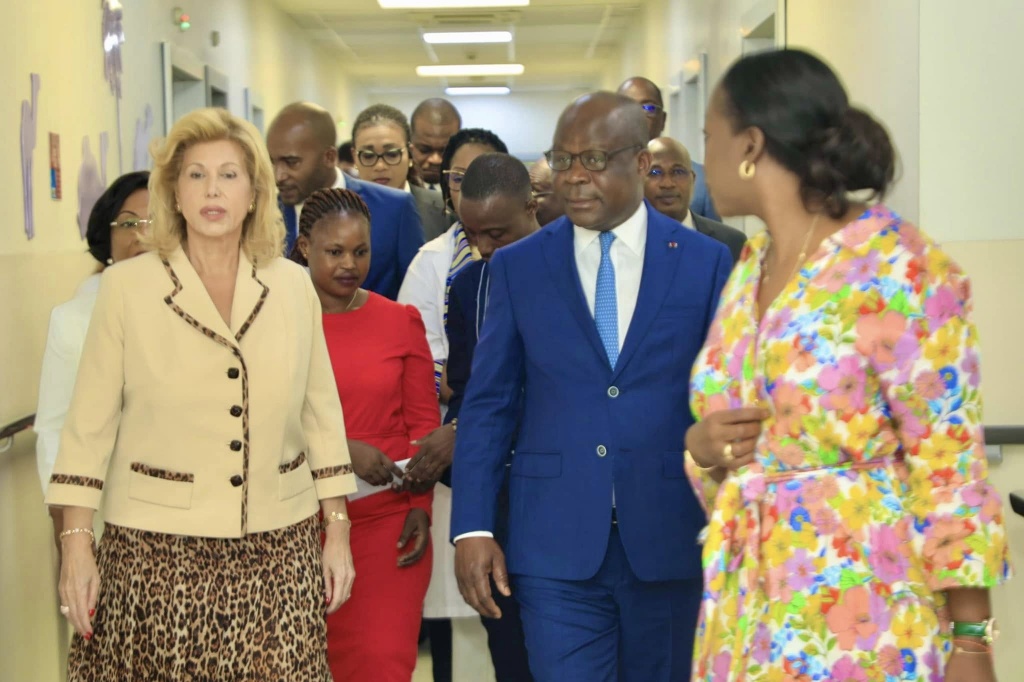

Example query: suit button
[230,475,243,487]
[607,386,620,398]
[596,445,608,457]
[230,440,242,451]
[230,405,242,417]
[227,368,240,379]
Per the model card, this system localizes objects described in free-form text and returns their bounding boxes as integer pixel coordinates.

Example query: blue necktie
[595,231,619,368]
[282,203,298,256]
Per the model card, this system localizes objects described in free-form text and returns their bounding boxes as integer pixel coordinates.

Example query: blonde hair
[147,108,284,264]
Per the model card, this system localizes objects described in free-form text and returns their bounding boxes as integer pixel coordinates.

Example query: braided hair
[439,128,508,213]
[289,188,371,265]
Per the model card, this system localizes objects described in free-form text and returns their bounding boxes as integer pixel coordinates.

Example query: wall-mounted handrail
[984,426,1024,446]
[0,414,34,453]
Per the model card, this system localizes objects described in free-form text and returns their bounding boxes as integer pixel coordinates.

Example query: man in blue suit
[267,102,424,299]
[451,92,732,681]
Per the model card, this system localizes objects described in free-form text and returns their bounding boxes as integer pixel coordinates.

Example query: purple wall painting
[20,73,40,239]
[77,133,109,240]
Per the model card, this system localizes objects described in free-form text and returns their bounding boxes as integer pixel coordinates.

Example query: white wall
[786,0,921,223]
[355,91,588,160]
[920,0,1019,242]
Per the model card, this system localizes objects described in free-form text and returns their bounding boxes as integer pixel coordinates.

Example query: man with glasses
[617,76,720,221]
[451,92,732,682]
[645,136,746,262]
[410,98,462,189]
[267,102,424,299]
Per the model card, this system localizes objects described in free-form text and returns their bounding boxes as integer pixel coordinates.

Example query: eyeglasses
[545,144,642,172]
[109,218,152,230]
[443,169,466,189]
[648,167,694,180]
[356,148,406,167]
[639,103,663,117]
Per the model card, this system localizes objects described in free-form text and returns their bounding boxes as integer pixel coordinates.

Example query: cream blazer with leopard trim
[44,246,356,537]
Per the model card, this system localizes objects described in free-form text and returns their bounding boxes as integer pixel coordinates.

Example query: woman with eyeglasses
[396,127,509,682]
[35,170,151,550]
[352,103,451,242]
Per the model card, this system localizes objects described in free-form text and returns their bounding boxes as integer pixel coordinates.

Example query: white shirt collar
[680,209,695,230]
[573,202,647,257]
[298,169,347,216]
[402,181,411,194]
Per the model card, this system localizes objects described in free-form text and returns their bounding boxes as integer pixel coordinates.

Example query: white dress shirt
[680,209,695,230]
[572,202,647,350]
[34,273,102,493]
[396,222,463,362]
[454,202,649,543]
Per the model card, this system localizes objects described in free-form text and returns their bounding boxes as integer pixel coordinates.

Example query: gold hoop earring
[175,203,181,212]
[248,202,255,213]
[739,160,756,179]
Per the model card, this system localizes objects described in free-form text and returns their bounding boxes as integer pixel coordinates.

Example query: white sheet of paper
[347,458,411,502]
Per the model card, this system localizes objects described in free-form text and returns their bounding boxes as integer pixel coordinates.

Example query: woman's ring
[723,443,734,462]
[60,605,70,616]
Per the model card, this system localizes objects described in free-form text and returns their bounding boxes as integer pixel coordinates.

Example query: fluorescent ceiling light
[417,63,524,77]
[424,31,513,44]
[379,1,528,8]
[446,86,511,96]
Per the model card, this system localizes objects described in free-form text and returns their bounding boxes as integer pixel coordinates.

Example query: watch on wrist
[952,618,999,645]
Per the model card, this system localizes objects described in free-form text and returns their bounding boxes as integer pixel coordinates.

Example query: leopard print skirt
[67,515,330,682]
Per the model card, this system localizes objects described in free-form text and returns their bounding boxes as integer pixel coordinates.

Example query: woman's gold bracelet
[322,511,351,529]
[59,527,96,543]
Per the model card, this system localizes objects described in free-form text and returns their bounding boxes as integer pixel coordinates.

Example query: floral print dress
[687,206,1011,681]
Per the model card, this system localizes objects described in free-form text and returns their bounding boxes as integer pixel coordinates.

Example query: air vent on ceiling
[413,11,520,27]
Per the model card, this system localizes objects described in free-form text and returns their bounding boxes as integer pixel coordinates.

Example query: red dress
[323,293,439,682]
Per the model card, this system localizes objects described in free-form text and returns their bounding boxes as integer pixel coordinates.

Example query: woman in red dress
[295,188,438,681]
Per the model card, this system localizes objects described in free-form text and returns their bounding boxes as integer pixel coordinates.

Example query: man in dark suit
[410,181,452,242]
[267,102,424,299]
[617,76,720,221]
[646,136,747,262]
[410,98,461,190]
[450,92,731,681]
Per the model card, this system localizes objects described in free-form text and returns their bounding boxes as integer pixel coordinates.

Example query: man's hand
[397,508,431,567]
[404,424,455,483]
[348,440,404,486]
[454,536,510,619]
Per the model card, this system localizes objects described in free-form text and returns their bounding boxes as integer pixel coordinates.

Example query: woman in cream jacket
[45,108,356,681]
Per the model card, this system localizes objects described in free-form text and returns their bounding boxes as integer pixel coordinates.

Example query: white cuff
[453,531,494,543]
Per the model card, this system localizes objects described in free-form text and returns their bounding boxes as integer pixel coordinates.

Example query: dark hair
[439,128,509,213]
[719,49,896,218]
[289,188,371,265]
[352,104,412,146]
[410,98,462,134]
[86,170,150,264]
[461,153,531,204]
[337,141,355,164]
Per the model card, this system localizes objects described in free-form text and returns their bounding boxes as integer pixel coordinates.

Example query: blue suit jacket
[690,162,721,222]
[450,201,731,582]
[346,175,425,299]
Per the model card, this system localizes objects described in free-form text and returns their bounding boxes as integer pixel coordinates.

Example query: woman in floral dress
[684,49,1010,682]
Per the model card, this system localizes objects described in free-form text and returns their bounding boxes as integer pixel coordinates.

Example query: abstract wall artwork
[134,103,154,171]
[103,0,125,174]
[77,134,109,240]
[20,73,40,239]
[49,133,62,200]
